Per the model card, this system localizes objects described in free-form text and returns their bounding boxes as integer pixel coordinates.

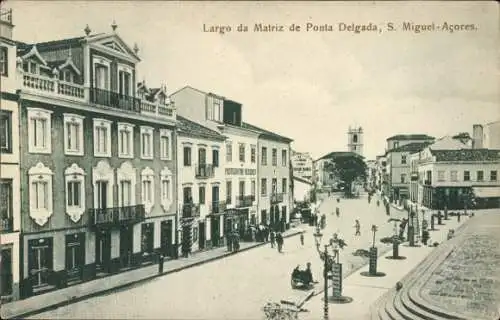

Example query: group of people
[270,230,285,252]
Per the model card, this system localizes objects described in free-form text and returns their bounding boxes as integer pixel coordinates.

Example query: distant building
[314,151,363,190]
[292,176,313,203]
[291,151,313,181]
[472,120,500,149]
[347,126,363,157]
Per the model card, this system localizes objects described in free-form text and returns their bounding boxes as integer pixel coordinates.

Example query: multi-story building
[414,147,500,210]
[176,115,226,253]
[375,155,387,192]
[291,151,313,181]
[472,120,500,149]
[171,87,259,239]
[314,151,361,190]
[365,160,377,189]
[1,8,21,301]
[242,123,293,232]
[384,134,435,201]
[15,22,178,298]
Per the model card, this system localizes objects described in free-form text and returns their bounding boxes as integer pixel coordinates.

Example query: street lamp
[313,227,350,320]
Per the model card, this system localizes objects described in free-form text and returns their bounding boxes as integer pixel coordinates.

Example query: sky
[5,1,499,160]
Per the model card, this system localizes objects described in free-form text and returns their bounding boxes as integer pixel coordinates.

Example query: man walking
[300,232,304,246]
[276,232,284,253]
[354,220,361,236]
[270,230,276,248]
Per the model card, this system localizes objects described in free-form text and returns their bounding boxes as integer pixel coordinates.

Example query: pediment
[88,34,140,63]
[22,45,48,66]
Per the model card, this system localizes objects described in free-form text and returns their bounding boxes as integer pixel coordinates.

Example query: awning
[473,186,500,198]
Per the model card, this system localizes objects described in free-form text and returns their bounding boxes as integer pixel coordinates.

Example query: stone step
[392,291,415,320]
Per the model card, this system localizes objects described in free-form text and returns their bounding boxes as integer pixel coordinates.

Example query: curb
[5,230,305,320]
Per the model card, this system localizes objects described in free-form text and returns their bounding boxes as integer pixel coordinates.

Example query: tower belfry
[347,126,363,156]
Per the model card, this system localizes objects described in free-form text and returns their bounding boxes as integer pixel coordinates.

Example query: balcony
[424,180,431,185]
[236,195,255,208]
[140,99,176,119]
[0,216,13,233]
[182,203,200,218]
[270,193,285,204]
[90,87,141,113]
[22,73,86,100]
[210,200,227,214]
[195,164,215,179]
[88,205,145,228]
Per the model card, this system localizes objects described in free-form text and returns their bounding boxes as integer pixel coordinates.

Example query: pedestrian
[377,199,380,207]
[354,220,361,236]
[276,233,284,253]
[457,211,461,222]
[336,207,340,217]
[270,230,275,248]
[300,233,304,246]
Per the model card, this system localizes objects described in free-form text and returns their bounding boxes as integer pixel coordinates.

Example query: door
[212,185,219,213]
[28,238,53,288]
[120,226,133,268]
[1,249,12,296]
[161,220,173,257]
[261,210,267,226]
[211,217,220,247]
[65,233,85,282]
[199,222,206,250]
[97,181,108,210]
[95,231,111,273]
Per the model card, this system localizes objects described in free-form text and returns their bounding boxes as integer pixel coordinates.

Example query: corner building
[15,23,178,298]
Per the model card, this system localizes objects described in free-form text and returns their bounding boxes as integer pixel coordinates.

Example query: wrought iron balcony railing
[90,87,141,113]
[270,192,284,204]
[182,203,200,218]
[0,216,13,233]
[209,200,227,214]
[195,164,215,179]
[88,204,145,228]
[236,195,255,208]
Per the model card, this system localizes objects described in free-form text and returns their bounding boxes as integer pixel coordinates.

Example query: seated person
[303,262,314,284]
[292,265,301,279]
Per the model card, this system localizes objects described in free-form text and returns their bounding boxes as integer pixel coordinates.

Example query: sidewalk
[297,214,469,320]
[1,228,304,320]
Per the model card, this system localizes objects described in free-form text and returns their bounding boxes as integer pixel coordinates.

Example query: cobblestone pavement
[421,214,500,320]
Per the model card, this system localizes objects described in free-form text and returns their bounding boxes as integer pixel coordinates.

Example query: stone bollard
[430,214,435,230]
[408,226,415,247]
[158,254,164,274]
[369,247,378,275]
[392,241,399,258]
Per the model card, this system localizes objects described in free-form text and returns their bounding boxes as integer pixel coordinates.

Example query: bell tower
[347,126,363,156]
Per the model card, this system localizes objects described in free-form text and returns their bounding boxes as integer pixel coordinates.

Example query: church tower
[347,126,363,156]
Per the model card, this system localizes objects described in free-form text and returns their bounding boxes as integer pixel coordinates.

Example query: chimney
[472,124,483,149]
[0,8,14,40]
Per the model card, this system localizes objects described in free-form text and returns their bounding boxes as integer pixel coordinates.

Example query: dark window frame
[0,46,8,77]
[183,146,192,166]
[0,110,12,153]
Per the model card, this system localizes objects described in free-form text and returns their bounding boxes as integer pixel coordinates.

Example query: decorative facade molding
[141,166,155,214]
[64,163,86,223]
[28,162,54,226]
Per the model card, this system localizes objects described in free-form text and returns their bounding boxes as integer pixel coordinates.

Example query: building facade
[291,151,313,181]
[1,8,21,301]
[415,148,500,210]
[176,116,226,254]
[347,126,363,157]
[472,120,500,150]
[242,123,293,232]
[15,24,178,298]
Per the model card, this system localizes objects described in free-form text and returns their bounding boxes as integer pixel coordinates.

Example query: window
[183,146,192,166]
[450,170,458,181]
[118,70,131,96]
[141,167,155,214]
[437,171,445,182]
[261,178,267,196]
[63,114,84,156]
[160,167,173,211]
[400,173,407,184]
[401,155,407,165]
[93,119,111,157]
[22,61,38,74]
[238,181,245,197]
[239,143,245,162]
[0,46,7,76]
[282,150,287,166]
[28,163,53,226]
[28,108,53,154]
[226,142,232,162]
[271,148,277,166]
[160,129,172,160]
[140,126,153,159]
[0,110,12,153]
[393,142,399,149]
[282,178,287,193]
[61,70,73,83]
[118,123,134,158]
[261,147,267,165]
[65,163,85,223]
[94,62,109,90]
[0,179,12,225]
[271,178,277,194]
[226,181,232,204]
[199,186,205,205]
[251,180,256,197]
[477,171,484,181]
[213,101,221,121]
[491,171,498,181]
[212,149,219,167]
[117,161,136,208]
[464,171,470,181]
[251,145,256,163]
[353,134,358,143]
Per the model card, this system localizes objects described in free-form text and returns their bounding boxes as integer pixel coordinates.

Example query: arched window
[28,162,53,226]
[141,167,155,214]
[65,163,86,223]
[353,134,358,143]
[160,167,173,211]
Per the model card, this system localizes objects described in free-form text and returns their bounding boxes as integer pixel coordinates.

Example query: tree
[324,155,367,196]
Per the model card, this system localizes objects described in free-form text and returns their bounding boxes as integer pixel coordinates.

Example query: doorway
[211,216,220,247]
[120,226,133,269]
[65,233,85,283]
[95,231,111,274]
[160,220,173,257]
[28,238,53,289]
[1,248,13,297]
[198,221,206,250]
